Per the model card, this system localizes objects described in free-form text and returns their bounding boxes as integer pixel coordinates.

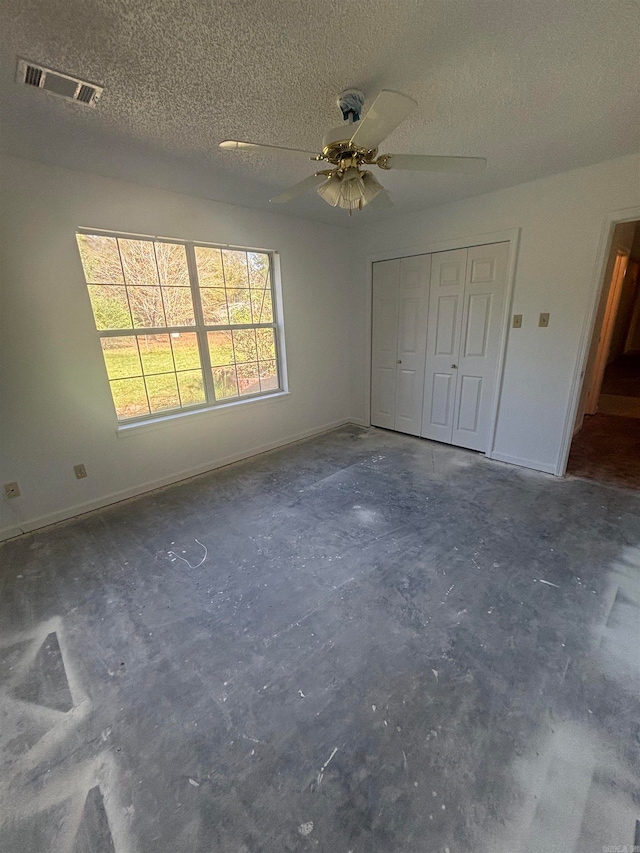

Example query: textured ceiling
[1,0,640,226]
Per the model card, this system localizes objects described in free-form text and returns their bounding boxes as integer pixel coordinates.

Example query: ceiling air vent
[16,58,103,107]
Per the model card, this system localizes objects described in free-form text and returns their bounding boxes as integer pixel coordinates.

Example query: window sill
[115,390,290,438]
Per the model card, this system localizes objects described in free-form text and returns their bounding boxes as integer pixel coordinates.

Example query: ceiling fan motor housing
[337,88,365,122]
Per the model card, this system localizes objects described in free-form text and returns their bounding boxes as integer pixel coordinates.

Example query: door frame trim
[364,228,521,460]
[556,205,640,476]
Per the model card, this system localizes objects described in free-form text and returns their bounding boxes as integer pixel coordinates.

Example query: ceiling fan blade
[219,140,318,158]
[349,90,417,151]
[370,189,394,209]
[270,173,330,204]
[379,154,487,173]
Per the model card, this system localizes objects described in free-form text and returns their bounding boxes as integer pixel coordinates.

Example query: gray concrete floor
[1,425,639,853]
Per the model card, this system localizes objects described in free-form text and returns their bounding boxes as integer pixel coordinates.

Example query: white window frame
[77,228,288,428]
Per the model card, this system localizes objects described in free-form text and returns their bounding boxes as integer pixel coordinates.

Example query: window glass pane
[212,365,238,399]
[250,290,272,324]
[263,290,274,323]
[101,337,141,379]
[77,235,124,284]
[237,362,260,396]
[155,242,190,287]
[177,370,206,406]
[195,246,225,286]
[200,288,229,325]
[255,328,276,361]
[259,360,278,392]
[128,286,166,328]
[226,289,253,325]
[145,373,180,412]
[222,250,249,288]
[138,334,174,374]
[87,285,132,330]
[247,252,270,289]
[208,330,234,366]
[78,234,280,424]
[118,239,159,287]
[232,329,257,363]
[163,287,196,326]
[171,333,200,370]
[110,377,149,420]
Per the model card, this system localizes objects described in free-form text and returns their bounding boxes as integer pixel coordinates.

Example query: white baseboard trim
[489,451,557,475]
[0,525,25,542]
[0,419,360,542]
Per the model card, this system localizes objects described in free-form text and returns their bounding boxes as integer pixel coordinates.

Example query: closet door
[421,248,467,443]
[394,254,431,435]
[371,259,400,429]
[451,242,509,451]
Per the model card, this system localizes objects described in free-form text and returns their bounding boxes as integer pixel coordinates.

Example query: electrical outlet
[512,314,522,328]
[74,464,87,480]
[4,482,20,498]
[539,313,550,328]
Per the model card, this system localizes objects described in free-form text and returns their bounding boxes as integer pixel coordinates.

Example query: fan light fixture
[317,165,383,213]
[219,88,487,213]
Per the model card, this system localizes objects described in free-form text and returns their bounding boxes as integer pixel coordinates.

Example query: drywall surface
[350,153,640,474]
[0,156,356,538]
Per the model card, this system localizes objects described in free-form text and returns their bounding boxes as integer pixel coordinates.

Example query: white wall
[349,153,640,474]
[0,156,357,539]
[3,152,640,540]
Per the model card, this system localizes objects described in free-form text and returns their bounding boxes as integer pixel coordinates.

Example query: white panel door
[421,248,467,443]
[394,254,431,435]
[371,259,400,429]
[451,242,509,451]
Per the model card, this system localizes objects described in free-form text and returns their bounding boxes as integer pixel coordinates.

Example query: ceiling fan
[219,89,486,214]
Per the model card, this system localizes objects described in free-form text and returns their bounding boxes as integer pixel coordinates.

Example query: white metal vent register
[16,58,103,107]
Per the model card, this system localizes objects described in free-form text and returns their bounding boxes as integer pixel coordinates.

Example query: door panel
[464,293,491,357]
[398,297,421,354]
[430,373,454,427]
[394,254,430,435]
[435,296,459,354]
[421,248,467,443]
[375,368,396,419]
[371,259,400,429]
[396,369,419,419]
[469,257,496,283]
[451,242,509,451]
[456,375,483,432]
[378,302,399,352]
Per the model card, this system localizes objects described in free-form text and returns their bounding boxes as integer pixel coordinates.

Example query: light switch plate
[512,314,522,328]
[539,313,550,328]
[4,482,20,498]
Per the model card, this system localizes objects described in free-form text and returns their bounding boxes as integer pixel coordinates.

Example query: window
[76,232,282,423]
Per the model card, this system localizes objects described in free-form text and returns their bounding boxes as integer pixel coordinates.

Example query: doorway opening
[567,219,640,488]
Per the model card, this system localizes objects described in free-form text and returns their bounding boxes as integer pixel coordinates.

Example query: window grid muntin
[78,232,281,423]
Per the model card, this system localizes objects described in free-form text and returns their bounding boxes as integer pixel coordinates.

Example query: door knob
[451,364,457,369]
[397,360,402,364]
